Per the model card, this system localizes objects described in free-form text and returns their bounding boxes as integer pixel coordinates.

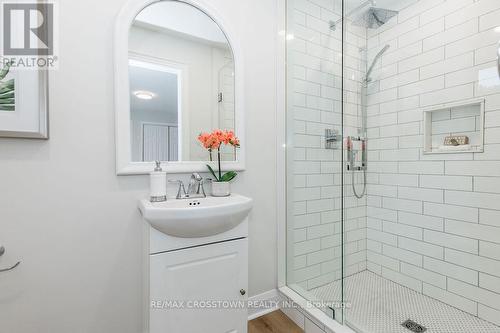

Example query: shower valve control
[325,129,339,149]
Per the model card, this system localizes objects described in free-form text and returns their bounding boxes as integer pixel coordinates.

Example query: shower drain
[402,319,427,333]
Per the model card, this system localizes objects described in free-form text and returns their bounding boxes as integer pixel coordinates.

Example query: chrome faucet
[169,173,206,199]
[187,173,205,197]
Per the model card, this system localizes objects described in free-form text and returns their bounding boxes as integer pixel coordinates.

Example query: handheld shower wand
[347,136,367,199]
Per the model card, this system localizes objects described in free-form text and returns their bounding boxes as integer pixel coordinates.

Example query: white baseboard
[247,289,280,320]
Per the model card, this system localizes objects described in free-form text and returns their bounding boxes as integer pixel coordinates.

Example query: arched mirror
[115,0,244,174]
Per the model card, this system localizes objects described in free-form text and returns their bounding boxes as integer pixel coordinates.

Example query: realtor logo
[3,3,53,55]
[1,1,58,68]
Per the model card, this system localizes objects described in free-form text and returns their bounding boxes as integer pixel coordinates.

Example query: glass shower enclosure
[285,0,500,332]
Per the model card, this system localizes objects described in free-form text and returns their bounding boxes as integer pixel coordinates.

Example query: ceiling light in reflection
[495,26,500,33]
[134,91,155,100]
[286,34,295,41]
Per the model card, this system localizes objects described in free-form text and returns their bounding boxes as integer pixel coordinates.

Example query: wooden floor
[248,310,304,333]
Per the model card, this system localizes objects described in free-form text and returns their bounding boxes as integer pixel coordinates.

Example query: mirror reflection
[129,1,236,162]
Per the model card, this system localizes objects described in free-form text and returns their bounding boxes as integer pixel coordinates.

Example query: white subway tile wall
[287,0,500,329]
[366,0,500,326]
[287,0,367,292]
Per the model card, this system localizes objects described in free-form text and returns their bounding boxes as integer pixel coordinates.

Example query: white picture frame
[0,68,49,139]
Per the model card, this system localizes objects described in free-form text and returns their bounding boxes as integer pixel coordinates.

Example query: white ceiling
[134,1,229,45]
[129,64,178,119]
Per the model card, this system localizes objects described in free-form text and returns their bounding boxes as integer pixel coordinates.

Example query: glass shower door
[285,0,345,324]
[286,0,500,332]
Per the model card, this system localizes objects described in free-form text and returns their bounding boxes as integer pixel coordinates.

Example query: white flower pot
[211,181,231,197]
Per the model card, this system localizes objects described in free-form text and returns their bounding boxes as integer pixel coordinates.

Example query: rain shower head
[352,7,398,29]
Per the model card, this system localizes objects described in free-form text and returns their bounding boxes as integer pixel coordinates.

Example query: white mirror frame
[114,0,245,175]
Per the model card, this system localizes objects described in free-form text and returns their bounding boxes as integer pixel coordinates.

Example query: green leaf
[220,171,237,182]
[0,97,15,104]
[0,97,14,104]
[206,164,219,182]
[0,90,14,99]
[0,79,14,94]
[0,104,15,111]
[0,62,11,80]
[0,76,15,111]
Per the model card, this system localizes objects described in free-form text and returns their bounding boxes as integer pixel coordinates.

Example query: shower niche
[423,99,485,154]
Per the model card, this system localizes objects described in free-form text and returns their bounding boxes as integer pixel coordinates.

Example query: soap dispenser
[150,161,167,202]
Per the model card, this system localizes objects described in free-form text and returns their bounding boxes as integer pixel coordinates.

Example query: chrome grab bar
[0,245,21,273]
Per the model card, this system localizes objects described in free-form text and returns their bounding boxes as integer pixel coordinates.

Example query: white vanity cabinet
[150,238,248,333]
[139,194,252,333]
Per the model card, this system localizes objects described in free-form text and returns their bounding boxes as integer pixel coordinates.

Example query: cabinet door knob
[240,289,246,296]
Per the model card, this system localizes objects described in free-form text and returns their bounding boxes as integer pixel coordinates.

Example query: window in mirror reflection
[129,0,236,163]
[130,60,180,162]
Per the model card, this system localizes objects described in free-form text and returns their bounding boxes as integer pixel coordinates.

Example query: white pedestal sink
[139,194,253,238]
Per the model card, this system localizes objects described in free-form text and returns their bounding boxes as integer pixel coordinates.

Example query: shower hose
[352,167,367,199]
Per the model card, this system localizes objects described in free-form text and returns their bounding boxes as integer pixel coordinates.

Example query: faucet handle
[191,173,203,181]
[199,179,206,197]
[187,173,206,196]
[168,180,186,199]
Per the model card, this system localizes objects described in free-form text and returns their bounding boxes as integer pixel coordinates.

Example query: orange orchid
[197,129,240,150]
[197,129,240,182]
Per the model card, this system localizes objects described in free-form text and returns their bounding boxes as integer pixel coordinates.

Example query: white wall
[0,0,278,332]
[366,0,500,326]
[135,1,229,44]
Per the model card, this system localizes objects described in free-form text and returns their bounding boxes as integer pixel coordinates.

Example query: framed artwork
[0,62,49,139]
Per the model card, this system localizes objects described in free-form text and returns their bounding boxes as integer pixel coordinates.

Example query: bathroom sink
[138,194,253,238]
